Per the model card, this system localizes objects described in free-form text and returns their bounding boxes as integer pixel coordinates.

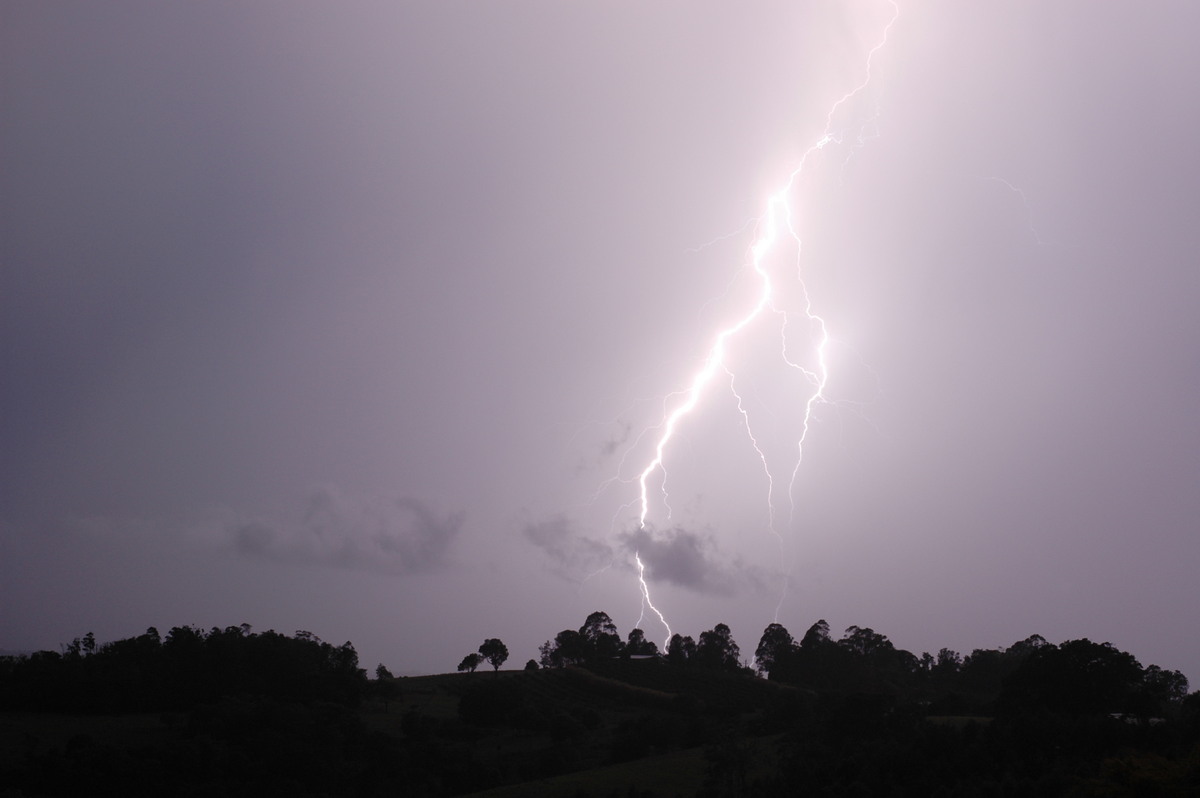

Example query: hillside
[2,625,1198,796]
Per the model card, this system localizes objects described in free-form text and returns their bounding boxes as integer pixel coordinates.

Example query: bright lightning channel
[631,2,900,644]
[634,552,671,641]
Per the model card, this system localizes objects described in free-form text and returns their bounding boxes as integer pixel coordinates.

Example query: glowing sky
[3,1,1198,682]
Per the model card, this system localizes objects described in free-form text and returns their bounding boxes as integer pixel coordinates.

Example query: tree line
[459,612,746,673]
[751,619,1189,719]
[0,624,366,714]
[2,617,1195,795]
[463,612,1190,720]
[445,612,1198,795]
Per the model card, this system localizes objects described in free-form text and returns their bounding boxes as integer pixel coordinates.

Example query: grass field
[2,663,1014,796]
[925,715,993,729]
[459,745,708,798]
[0,712,169,769]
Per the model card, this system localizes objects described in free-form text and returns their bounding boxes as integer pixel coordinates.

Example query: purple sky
[3,2,1198,682]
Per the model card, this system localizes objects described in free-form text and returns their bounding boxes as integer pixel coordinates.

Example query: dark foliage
[540,611,624,667]
[540,629,587,668]
[0,625,366,714]
[2,618,1195,797]
[478,638,509,672]
[695,623,742,672]
[0,627,387,796]
[623,628,659,657]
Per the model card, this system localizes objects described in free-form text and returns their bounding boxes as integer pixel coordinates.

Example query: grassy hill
[3,627,1197,795]
[355,661,791,794]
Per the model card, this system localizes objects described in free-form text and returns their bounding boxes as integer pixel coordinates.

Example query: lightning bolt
[634,552,671,641]
[973,175,1057,247]
[628,2,900,642]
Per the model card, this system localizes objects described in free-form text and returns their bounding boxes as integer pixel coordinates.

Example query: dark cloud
[228,487,462,575]
[619,526,768,597]
[523,517,769,597]
[233,522,274,556]
[523,516,614,581]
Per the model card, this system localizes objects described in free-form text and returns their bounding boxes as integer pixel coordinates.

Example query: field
[4,642,1195,796]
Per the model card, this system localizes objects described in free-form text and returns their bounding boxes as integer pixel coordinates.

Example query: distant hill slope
[3,627,1197,796]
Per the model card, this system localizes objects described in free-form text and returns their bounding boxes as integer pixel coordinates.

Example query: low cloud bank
[229,486,463,575]
[523,514,767,597]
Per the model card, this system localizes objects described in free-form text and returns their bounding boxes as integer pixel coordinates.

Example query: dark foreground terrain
[1,622,1197,796]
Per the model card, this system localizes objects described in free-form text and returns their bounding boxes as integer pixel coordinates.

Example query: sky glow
[2,1,1199,683]
[629,4,898,643]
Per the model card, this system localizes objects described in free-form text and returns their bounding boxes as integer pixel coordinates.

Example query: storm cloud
[619,526,768,598]
[523,516,614,582]
[229,487,462,575]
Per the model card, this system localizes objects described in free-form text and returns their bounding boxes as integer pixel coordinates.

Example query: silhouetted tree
[929,647,962,689]
[524,659,539,671]
[478,638,509,673]
[579,611,622,661]
[785,619,854,690]
[3,625,367,713]
[833,625,924,690]
[624,628,658,657]
[754,623,795,678]
[1142,664,1189,712]
[799,619,831,650]
[934,647,961,672]
[838,625,892,657]
[1001,638,1146,717]
[373,663,400,709]
[666,633,696,666]
[1007,633,1050,658]
[959,647,1007,698]
[457,653,484,673]
[63,631,96,659]
[1182,690,1200,735]
[538,639,556,668]
[956,636,1046,702]
[329,641,361,677]
[540,629,586,668]
[696,624,740,671]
